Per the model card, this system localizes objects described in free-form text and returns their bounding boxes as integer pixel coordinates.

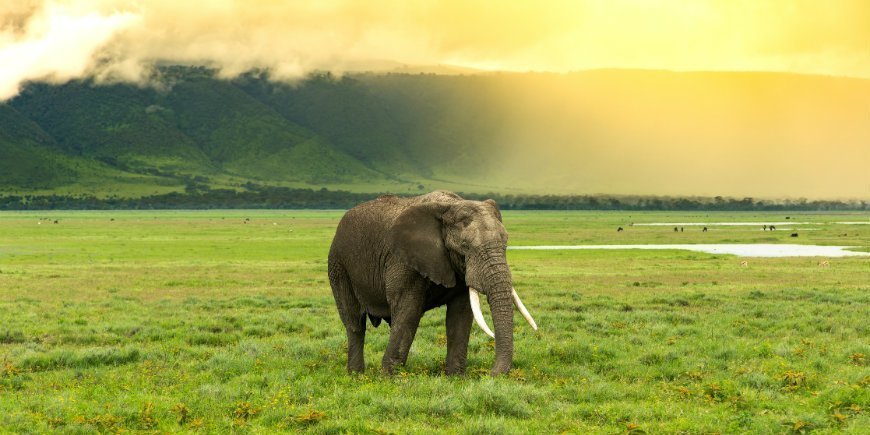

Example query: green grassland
[0,211,868,433]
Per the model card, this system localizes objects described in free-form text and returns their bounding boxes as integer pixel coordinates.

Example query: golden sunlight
[1,1,867,198]
[1,0,868,93]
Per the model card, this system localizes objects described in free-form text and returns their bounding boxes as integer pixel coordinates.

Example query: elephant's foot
[445,365,466,376]
[347,361,365,374]
[381,358,402,376]
[490,361,511,376]
[445,356,467,375]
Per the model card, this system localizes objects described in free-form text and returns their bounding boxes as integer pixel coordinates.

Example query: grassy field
[0,210,868,433]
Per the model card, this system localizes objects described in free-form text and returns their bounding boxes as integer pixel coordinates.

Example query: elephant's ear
[388,202,456,288]
[484,199,502,222]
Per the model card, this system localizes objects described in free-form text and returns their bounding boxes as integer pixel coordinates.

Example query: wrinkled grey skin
[328,191,514,376]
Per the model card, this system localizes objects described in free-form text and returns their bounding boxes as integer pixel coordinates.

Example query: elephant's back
[329,196,406,260]
[329,197,407,305]
[329,191,462,261]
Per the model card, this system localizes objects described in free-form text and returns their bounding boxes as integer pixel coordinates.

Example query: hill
[1,68,868,199]
[0,104,73,188]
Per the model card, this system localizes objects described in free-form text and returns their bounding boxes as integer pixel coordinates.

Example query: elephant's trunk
[487,280,514,375]
[467,246,515,375]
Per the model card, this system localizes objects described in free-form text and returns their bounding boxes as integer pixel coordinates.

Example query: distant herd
[612,223,843,267]
[617,224,792,235]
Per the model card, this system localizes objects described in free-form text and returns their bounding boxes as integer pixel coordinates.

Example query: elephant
[327,191,537,376]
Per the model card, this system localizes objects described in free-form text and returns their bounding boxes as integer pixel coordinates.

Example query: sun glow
[1,1,867,198]
[1,0,868,96]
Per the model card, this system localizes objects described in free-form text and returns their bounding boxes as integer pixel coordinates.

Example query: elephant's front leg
[445,290,473,375]
[382,273,427,375]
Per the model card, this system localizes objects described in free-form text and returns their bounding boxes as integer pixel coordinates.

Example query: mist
[437,71,870,199]
[2,0,870,101]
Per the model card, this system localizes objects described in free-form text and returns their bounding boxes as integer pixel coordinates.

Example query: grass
[0,210,868,433]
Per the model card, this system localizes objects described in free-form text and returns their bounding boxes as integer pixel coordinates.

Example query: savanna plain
[0,210,868,433]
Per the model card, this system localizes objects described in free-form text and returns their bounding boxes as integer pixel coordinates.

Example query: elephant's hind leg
[345,318,366,374]
[328,261,366,373]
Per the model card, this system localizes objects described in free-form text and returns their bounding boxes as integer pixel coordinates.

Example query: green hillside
[1,68,868,198]
[4,69,400,196]
[11,82,213,176]
[0,104,74,188]
[237,72,509,180]
[236,73,419,175]
[0,102,195,197]
[159,71,384,185]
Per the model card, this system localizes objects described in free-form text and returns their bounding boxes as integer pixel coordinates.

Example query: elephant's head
[388,197,537,375]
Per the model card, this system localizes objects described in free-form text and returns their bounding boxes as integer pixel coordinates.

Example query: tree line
[0,187,866,211]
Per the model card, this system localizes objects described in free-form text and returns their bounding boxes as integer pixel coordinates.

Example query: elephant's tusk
[512,287,538,331]
[469,288,495,339]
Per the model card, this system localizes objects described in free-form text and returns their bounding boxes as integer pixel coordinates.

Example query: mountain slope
[235,73,420,175]
[0,102,194,196]
[236,72,507,179]
[11,82,213,176]
[161,72,384,184]
[0,104,74,188]
[4,70,393,192]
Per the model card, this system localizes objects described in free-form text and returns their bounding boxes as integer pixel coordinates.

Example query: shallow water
[509,244,870,258]
[632,221,868,226]
[633,222,805,226]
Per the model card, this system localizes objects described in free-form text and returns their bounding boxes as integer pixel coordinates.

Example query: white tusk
[512,287,538,331]
[469,288,495,339]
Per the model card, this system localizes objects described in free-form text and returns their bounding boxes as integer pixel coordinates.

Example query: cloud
[0,1,138,100]
[1,0,869,101]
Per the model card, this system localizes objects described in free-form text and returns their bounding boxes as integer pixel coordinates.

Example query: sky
[2,0,869,100]
[1,1,868,198]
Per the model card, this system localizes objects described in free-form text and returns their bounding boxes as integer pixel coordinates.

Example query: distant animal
[818,260,830,267]
[785,216,791,220]
[674,227,679,232]
[53,220,58,224]
[702,227,708,232]
[680,227,684,232]
[770,225,776,231]
[740,260,749,267]
[328,191,537,376]
[763,225,767,231]
[617,227,624,232]
[791,233,798,237]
